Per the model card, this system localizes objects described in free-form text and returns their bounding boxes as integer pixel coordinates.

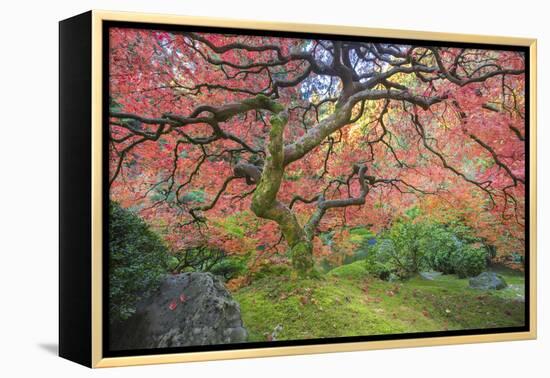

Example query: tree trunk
[250,110,314,273]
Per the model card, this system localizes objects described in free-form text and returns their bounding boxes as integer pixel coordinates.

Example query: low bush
[210,258,247,281]
[451,244,487,278]
[171,246,226,273]
[422,227,462,274]
[251,262,292,280]
[366,215,429,278]
[421,224,487,278]
[364,209,488,279]
[365,239,398,280]
[109,202,170,323]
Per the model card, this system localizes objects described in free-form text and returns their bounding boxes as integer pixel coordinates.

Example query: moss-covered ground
[233,261,525,342]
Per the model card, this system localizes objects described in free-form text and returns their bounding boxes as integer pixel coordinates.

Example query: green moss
[290,241,314,273]
[327,260,369,280]
[270,112,289,129]
[235,275,406,341]
[234,267,525,342]
[270,101,285,114]
[242,94,285,114]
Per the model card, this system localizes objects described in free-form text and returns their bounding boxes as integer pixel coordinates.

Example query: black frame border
[59,11,93,367]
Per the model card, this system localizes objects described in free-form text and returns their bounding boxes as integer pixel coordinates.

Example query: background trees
[108,28,525,272]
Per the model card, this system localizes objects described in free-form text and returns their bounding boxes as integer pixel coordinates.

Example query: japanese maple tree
[108,28,526,272]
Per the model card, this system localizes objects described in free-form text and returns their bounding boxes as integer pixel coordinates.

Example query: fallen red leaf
[168,299,178,311]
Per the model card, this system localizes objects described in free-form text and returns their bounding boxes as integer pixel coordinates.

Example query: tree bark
[250,110,314,273]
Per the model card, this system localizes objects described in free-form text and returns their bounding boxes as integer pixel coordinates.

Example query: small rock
[420,271,443,281]
[388,273,400,282]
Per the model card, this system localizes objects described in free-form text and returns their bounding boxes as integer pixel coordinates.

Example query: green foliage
[166,255,180,271]
[344,227,374,264]
[251,263,292,280]
[451,244,488,278]
[172,246,226,273]
[369,215,429,277]
[171,246,247,281]
[421,223,488,278]
[422,226,462,274]
[178,189,206,204]
[366,209,488,279]
[210,258,247,281]
[385,218,428,274]
[109,202,170,323]
[364,240,394,280]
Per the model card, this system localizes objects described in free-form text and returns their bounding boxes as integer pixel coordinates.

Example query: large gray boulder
[110,272,247,350]
[469,272,507,290]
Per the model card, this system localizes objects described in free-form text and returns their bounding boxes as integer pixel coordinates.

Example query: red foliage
[108,29,526,262]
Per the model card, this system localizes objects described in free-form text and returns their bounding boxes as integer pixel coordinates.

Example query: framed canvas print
[59,10,537,368]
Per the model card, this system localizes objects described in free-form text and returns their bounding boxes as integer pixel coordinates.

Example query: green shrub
[451,245,487,278]
[367,216,429,278]
[386,219,428,274]
[166,255,180,271]
[251,263,292,280]
[365,259,393,280]
[364,209,488,279]
[172,246,226,273]
[365,240,396,280]
[420,223,487,278]
[171,246,248,282]
[210,258,247,281]
[109,202,170,323]
[421,227,461,274]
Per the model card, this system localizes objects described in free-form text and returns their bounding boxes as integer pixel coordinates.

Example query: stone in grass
[388,273,400,282]
[420,271,443,281]
[469,272,507,290]
[110,272,248,350]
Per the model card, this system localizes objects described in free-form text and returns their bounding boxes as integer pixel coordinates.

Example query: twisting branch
[305,164,371,237]
[469,133,525,185]
[430,47,524,86]
[289,194,321,209]
[283,89,448,166]
[109,94,286,184]
[187,175,239,223]
[408,111,496,206]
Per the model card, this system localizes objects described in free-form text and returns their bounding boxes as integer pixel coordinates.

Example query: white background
[0,0,547,376]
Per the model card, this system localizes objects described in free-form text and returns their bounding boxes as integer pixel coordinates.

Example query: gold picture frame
[59,10,537,368]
